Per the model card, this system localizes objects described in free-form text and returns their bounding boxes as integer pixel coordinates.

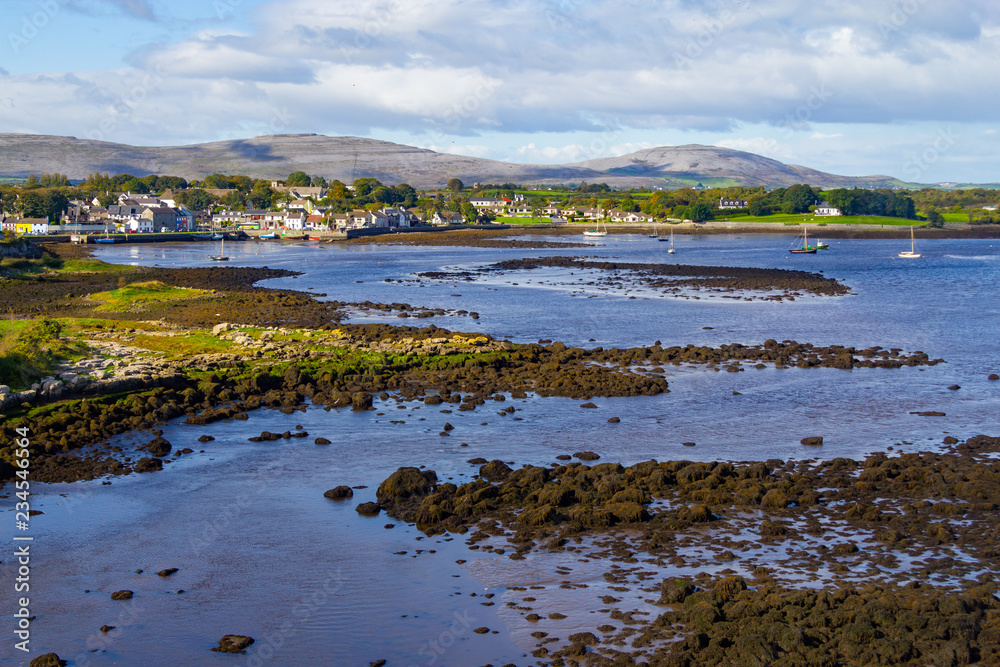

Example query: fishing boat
[583,219,608,237]
[208,236,230,261]
[789,228,818,254]
[899,225,921,258]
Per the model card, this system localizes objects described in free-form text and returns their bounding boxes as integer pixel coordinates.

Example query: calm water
[2,233,998,665]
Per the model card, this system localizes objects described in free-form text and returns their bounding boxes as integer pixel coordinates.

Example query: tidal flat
[1,231,999,666]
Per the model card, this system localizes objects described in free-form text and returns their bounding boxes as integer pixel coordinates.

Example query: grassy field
[89,281,212,312]
[0,255,133,277]
[717,213,922,226]
[0,318,88,389]
[495,216,553,225]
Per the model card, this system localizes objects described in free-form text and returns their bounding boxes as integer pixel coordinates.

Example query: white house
[719,198,749,209]
[284,212,306,230]
[127,217,154,233]
[815,202,842,216]
[432,211,464,225]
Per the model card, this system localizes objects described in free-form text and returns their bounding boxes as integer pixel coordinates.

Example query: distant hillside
[0,133,906,190]
[570,145,903,189]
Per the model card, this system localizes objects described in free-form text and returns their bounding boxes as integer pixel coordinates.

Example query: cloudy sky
[1,0,997,182]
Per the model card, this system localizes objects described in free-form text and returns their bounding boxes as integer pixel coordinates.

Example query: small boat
[789,228,818,254]
[899,225,921,258]
[281,232,307,239]
[664,228,676,254]
[648,221,659,239]
[260,232,277,239]
[211,233,224,241]
[95,226,116,244]
[308,235,322,241]
[190,233,212,240]
[209,237,230,261]
[583,219,608,237]
[814,241,830,250]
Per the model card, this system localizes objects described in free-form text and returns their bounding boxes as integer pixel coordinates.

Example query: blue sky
[1,0,998,183]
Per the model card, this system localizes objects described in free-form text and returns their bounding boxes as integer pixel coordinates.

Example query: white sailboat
[583,218,608,237]
[899,225,921,258]
[667,228,676,254]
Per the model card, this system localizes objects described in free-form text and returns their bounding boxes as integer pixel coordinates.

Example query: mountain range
[0,133,908,190]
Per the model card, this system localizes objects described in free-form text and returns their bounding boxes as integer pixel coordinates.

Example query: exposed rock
[479,460,513,482]
[315,437,332,445]
[324,486,354,500]
[146,436,172,456]
[356,502,382,516]
[574,451,600,461]
[157,568,179,577]
[111,590,134,600]
[211,635,255,654]
[133,458,163,473]
[800,436,824,446]
[29,654,65,667]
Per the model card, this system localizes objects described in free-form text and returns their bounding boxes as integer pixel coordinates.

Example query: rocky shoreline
[371,434,1000,665]
[420,256,853,301]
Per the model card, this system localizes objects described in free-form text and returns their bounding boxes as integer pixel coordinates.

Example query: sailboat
[583,218,608,237]
[899,225,921,258]
[789,228,818,254]
[209,236,230,261]
[665,228,676,253]
[95,224,116,244]
[648,220,659,239]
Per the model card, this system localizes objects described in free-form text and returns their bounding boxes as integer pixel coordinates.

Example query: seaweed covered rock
[479,460,512,482]
[146,436,172,456]
[376,467,438,520]
[29,655,65,667]
[211,635,255,654]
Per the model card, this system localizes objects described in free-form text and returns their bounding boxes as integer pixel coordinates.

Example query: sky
[1,0,998,183]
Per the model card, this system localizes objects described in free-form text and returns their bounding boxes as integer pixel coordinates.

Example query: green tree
[222,191,246,210]
[287,171,311,187]
[20,192,46,218]
[781,184,817,214]
[178,189,213,211]
[44,192,69,222]
[688,202,714,222]
[446,178,464,192]
[353,178,382,198]
[23,174,40,190]
[122,178,150,194]
[460,201,477,222]
[393,183,417,207]
[748,199,769,216]
[311,176,327,188]
[926,209,945,228]
[249,182,274,209]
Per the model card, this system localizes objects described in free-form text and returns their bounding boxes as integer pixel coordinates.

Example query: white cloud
[5,0,1000,181]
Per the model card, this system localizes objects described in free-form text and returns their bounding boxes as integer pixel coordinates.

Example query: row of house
[211,207,464,231]
[1,217,49,235]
